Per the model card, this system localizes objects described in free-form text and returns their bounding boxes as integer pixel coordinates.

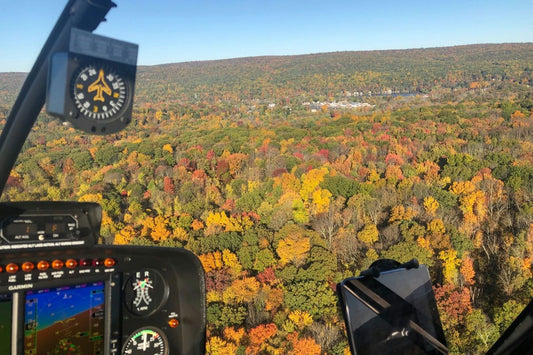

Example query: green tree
[283,280,337,319]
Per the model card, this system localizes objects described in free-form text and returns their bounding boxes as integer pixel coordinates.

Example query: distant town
[302,101,374,112]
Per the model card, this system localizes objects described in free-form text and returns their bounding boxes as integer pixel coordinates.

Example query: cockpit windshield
[0,1,532,354]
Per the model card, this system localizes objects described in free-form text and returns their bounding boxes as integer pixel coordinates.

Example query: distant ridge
[133,43,533,103]
[135,43,532,71]
[1,43,532,106]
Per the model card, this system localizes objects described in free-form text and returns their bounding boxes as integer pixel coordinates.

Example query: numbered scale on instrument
[72,64,127,121]
[122,327,169,355]
[124,268,168,316]
[46,28,138,134]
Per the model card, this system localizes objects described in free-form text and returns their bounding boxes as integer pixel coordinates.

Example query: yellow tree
[114,225,136,245]
[205,336,237,355]
[222,277,260,304]
[439,249,461,285]
[277,172,301,193]
[222,249,243,276]
[311,188,332,215]
[389,205,417,223]
[151,223,171,242]
[198,251,223,273]
[299,167,328,200]
[226,152,247,176]
[140,215,171,242]
[450,180,487,237]
[276,233,311,266]
[204,211,229,236]
[223,327,245,346]
[288,310,314,330]
[423,196,439,217]
[426,218,450,250]
[162,143,173,154]
[357,223,379,244]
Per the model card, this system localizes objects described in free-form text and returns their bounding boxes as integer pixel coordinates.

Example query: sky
[0,0,531,72]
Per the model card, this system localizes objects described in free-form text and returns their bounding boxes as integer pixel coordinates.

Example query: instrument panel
[0,201,101,250]
[0,202,206,355]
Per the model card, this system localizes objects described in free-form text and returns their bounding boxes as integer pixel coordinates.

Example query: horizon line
[1,42,532,74]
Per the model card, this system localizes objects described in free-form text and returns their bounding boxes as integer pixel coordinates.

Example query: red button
[92,259,104,267]
[79,259,92,267]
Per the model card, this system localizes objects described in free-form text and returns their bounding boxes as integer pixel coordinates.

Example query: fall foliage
[1,43,532,354]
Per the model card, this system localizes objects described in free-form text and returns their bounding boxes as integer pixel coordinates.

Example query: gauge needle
[144,278,154,288]
[142,331,148,351]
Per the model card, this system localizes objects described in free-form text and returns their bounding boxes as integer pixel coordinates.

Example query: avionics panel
[0,245,206,354]
[0,202,102,250]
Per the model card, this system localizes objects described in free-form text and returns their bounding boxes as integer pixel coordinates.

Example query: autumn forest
[1,43,533,354]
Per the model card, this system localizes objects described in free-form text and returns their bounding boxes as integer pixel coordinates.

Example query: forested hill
[1,43,532,108]
[135,43,533,102]
[135,43,533,104]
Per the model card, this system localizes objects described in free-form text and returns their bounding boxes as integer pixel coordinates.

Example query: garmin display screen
[24,282,105,354]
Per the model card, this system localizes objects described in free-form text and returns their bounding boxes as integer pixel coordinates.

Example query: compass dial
[122,327,169,355]
[124,268,168,316]
[72,64,127,120]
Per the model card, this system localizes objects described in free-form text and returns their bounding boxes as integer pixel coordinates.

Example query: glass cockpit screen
[24,282,105,354]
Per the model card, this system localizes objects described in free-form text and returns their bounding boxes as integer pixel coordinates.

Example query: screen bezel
[9,272,121,354]
[23,281,106,354]
[0,293,12,354]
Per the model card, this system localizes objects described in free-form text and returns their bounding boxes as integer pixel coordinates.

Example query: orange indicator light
[168,319,179,328]
[37,261,50,271]
[6,263,19,273]
[65,259,78,269]
[104,258,116,267]
[21,262,34,272]
[51,260,64,269]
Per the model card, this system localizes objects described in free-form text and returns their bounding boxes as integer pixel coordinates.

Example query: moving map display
[24,282,105,354]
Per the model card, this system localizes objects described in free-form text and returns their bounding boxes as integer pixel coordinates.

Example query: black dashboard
[0,202,206,355]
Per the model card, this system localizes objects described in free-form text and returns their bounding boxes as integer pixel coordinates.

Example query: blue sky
[0,0,531,72]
